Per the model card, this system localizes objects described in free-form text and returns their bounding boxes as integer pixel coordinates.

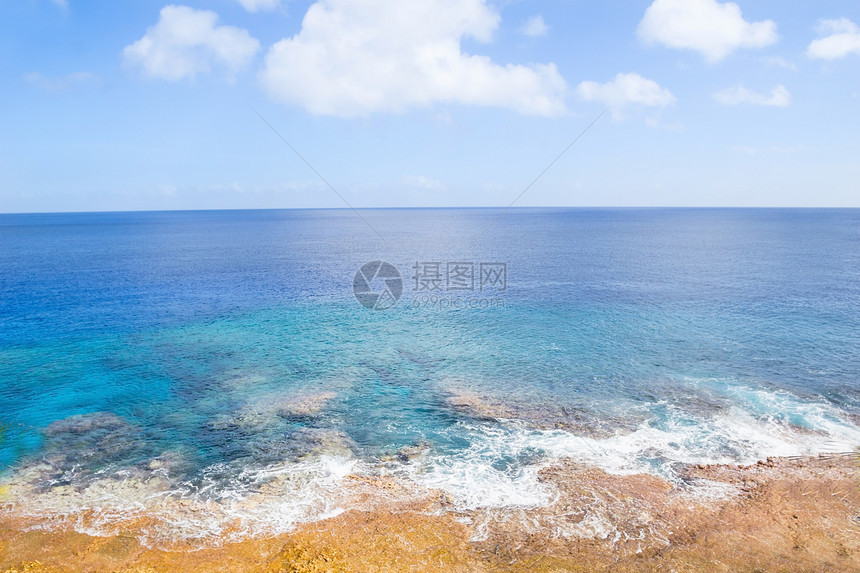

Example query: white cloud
[577,72,675,118]
[24,71,95,91]
[807,18,860,60]
[235,0,281,13]
[50,0,68,8]
[402,175,446,191]
[638,0,778,62]
[713,84,790,107]
[520,15,547,38]
[260,0,567,117]
[645,113,684,131]
[762,56,795,70]
[123,5,260,81]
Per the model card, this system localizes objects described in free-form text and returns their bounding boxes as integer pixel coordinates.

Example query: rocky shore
[1,454,858,572]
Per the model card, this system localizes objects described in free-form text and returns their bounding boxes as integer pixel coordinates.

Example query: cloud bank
[24,71,95,91]
[234,0,282,13]
[638,0,777,62]
[259,0,567,117]
[520,15,548,38]
[713,84,791,107]
[402,175,446,191]
[577,72,675,118]
[124,5,260,81]
[807,18,860,60]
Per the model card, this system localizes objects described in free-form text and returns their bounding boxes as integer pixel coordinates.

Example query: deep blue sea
[1,208,859,541]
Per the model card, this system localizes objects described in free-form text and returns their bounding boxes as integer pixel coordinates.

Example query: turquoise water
[1,208,859,539]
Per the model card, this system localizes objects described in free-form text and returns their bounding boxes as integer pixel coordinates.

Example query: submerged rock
[0,412,148,493]
[380,442,432,463]
[291,428,355,459]
[44,412,131,436]
[212,391,339,431]
[444,389,516,420]
[39,412,142,475]
[276,391,338,418]
[145,450,193,477]
[441,387,638,438]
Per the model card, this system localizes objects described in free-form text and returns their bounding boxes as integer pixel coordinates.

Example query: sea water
[1,208,859,541]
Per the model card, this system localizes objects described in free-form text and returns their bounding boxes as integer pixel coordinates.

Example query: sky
[1,0,859,212]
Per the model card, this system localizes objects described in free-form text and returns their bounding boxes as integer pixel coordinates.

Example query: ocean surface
[1,208,859,542]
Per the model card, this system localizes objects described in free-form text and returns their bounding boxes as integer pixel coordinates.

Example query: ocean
[1,207,859,543]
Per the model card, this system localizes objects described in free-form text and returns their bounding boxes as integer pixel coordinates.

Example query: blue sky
[1,0,858,212]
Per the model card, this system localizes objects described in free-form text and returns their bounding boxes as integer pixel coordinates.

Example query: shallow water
[1,208,859,542]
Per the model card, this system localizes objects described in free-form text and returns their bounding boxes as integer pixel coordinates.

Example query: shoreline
[2,454,858,572]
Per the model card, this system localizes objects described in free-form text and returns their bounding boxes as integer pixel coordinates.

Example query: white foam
[400,424,553,510]
[1,454,365,547]
[400,385,860,513]
[4,384,858,546]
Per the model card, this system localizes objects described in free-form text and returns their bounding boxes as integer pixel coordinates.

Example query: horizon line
[2,205,860,216]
